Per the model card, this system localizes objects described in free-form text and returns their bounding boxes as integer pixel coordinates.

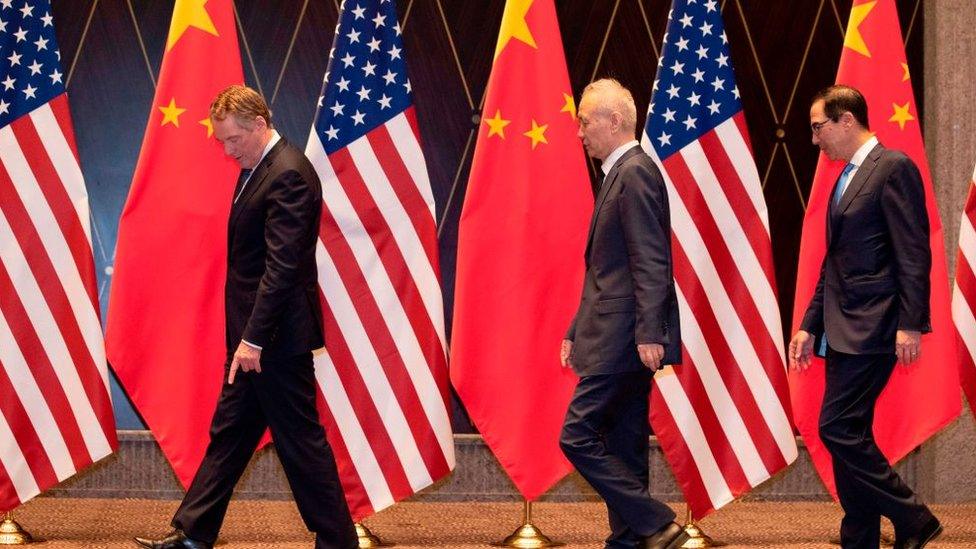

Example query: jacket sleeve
[618,161,674,345]
[800,258,827,336]
[881,156,932,333]
[242,168,321,347]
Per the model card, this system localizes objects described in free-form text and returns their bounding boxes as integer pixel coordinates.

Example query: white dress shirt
[601,140,640,180]
[234,130,281,204]
[834,135,879,203]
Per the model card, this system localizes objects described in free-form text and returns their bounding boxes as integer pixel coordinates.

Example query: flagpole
[355,522,391,548]
[0,513,33,545]
[680,508,723,548]
[492,500,563,548]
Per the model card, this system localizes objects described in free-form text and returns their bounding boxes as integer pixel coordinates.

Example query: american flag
[0,0,116,511]
[953,169,976,419]
[303,0,454,519]
[641,0,797,517]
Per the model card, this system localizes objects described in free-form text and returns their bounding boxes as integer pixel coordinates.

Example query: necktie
[832,163,856,206]
[233,169,252,204]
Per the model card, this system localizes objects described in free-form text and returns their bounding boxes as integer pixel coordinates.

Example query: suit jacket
[566,145,681,376]
[225,137,325,360]
[800,143,931,355]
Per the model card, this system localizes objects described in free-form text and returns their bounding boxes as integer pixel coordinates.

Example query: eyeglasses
[810,118,833,135]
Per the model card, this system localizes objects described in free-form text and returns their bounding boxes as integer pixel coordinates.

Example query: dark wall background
[49,0,925,430]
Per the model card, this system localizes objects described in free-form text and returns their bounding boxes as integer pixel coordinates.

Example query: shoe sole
[919,524,944,548]
[666,531,692,549]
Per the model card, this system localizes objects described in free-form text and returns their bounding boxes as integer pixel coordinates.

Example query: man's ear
[610,111,623,134]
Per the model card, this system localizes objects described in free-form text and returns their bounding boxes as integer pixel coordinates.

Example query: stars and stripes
[0,0,62,125]
[642,0,797,518]
[0,0,116,511]
[304,0,453,520]
[953,169,976,419]
[316,0,409,154]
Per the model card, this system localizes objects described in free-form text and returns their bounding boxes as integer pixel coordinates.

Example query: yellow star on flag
[167,0,219,52]
[844,1,877,58]
[484,109,511,138]
[523,119,548,149]
[199,117,214,137]
[159,98,187,127]
[901,62,910,82]
[888,102,915,130]
[495,0,537,59]
[560,93,576,119]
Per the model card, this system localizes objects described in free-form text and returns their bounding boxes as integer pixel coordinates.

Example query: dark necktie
[233,168,252,204]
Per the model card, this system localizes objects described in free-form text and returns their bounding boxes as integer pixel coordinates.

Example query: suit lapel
[584,146,641,262]
[837,143,882,215]
[828,143,883,245]
[228,138,287,232]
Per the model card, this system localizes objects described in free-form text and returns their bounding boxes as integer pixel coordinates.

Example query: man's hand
[229,341,262,384]
[788,330,814,371]
[638,343,665,372]
[560,339,574,368]
[895,329,922,366]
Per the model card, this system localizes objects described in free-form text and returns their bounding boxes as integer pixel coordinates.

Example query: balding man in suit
[560,78,686,549]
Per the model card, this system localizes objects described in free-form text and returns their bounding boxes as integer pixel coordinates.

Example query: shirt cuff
[241,339,263,351]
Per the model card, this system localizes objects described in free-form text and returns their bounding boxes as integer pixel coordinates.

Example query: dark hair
[812,85,869,130]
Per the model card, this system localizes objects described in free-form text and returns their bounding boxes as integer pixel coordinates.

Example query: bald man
[560,78,685,549]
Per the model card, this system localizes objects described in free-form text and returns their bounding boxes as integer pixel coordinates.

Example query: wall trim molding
[42,431,929,503]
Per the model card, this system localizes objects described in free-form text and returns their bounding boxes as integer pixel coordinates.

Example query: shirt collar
[252,130,281,171]
[848,135,878,168]
[601,140,640,177]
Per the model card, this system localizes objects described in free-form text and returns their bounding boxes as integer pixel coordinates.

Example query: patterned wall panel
[47,0,923,430]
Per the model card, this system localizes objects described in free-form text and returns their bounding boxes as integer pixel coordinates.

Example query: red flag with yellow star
[790,0,960,496]
[105,0,244,487]
[449,0,592,499]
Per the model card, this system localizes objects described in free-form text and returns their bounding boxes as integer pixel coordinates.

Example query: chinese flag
[105,0,243,487]
[790,0,961,496]
[450,0,592,499]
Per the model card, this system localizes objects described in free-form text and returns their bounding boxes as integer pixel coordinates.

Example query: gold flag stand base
[0,514,33,545]
[491,501,563,548]
[681,510,724,548]
[356,522,392,548]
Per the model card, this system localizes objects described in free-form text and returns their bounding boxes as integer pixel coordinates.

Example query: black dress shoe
[894,517,943,549]
[642,521,690,549]
[133,529,212,549]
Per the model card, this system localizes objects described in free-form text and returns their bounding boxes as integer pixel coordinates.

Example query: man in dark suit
[136,86,356,549]
[790,85,941,549]
[559,79,686,549]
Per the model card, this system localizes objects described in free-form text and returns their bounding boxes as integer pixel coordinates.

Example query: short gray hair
[582,78,637,132]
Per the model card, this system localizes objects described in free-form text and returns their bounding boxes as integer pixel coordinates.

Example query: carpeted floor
[7,498,976,547]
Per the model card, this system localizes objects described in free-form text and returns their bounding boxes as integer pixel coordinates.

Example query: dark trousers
[560,370,675,548]
[172,352,357,549]
[820,349,934,549]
